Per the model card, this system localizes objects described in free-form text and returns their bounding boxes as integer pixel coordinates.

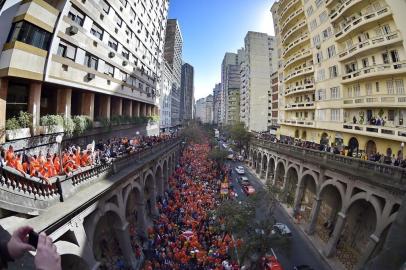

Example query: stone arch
[348,137,359,156]
[252,150,258,169]
[125,182,147,243]
[162,159,169,191]
[295,172,318,222]
[261,154,268,179]
[155,164,163,198]
[283,165,299,205]
[168,156,173,175]
[365,140,377,156]
[318,179,346,205]
[274,159,286,189]
[344,192,382,223]
[143,171,157,217]
[267,156,276,181]
[302,130,307,140]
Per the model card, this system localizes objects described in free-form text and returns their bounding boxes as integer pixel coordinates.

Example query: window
[316,69,325,81]
[388,110,395,121]
[396,79,405,94]
[119,0,127,7]
[331,109,340,121]
[68,5,85,26]
[366,82,373,95]
[90,22,103,40]
[345,62,357,73]
[382,24,391,35]
[102,0,110,14]
[376,82,380,92]
[353,84,360,97]
[7,21,51,50]
[330,87,340,99]
[318,109,326,121]
[306,6,314,16]
[329,65,338,78]
[327,45,336,58]
[382,52,390,64]
[108,36,118,51]
[122,48,129,59]
[313,34,321,46]
[362,58,369,68]
[317,89,326,100]
[57,40,76,60]
[310,19,318,31]
[114,12,123,27]
[316,51,323,63]
[315,0,323,8]
[84,52,98,70]
[387,80,394,94]
[319,11,328,23]
[322,27,332,40]
[104,62,114,76]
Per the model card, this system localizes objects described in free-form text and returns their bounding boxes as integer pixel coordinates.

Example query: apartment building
[212,83,222,124]
[159,60,173,131]
[273,0,406,155]
[270,71,279,130]
[239,31,277,132]
[0,0,169,141]
[180,62,194,122]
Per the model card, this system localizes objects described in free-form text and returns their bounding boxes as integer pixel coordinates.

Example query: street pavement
[227,160,331,270]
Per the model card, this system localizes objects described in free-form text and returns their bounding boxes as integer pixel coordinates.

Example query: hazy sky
[169,0,276,100]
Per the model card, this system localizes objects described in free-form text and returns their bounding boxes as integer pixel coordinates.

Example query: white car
[235,166,245,174]
[271,223,292,237]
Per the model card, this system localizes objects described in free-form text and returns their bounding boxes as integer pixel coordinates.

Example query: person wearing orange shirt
[5,145,15,166]
[80,150,92,167]
[14,154,26,177]
[53,154,61,175]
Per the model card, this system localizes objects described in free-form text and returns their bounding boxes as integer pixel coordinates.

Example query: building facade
[212,83,222,125]
[272,0,406,156]
[270,71,279,130]
[180,62,194,122]
[239,31,277,132]
[205,94,213,125]
[0,0,170,142]
[159,61,173,131]
[163,19,183,127]
[195,97,206,123]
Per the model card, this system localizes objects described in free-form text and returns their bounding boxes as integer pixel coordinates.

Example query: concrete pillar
[28,81,42,127]
[80,92,95,120]
[324,212,346,257]
[293,185,305,214]
[0,78,7,143]
[56,88,72,118]
[98,95,110,119]
[111,97,122,116]
[355,234,379,269]
[141,103,147,117]
[133,101,140,117]
[114,223,137,268]
[123,99,132,117]
[306,197,322,235]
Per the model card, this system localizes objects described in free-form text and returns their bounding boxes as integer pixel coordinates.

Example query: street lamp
[401,142,405,159]
[56,134,63,174]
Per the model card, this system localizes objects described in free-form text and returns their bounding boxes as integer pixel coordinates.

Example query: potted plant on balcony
[5,111,32,140]
[359,111,365,125]
[40,115,64,134]
[73,115,92,135]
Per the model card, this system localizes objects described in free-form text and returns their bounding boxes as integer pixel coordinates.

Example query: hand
[34,233,61,270]
[7,226,35,259]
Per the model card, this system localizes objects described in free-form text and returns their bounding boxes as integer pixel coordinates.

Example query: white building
[205,94,213,124]
[195,98,206,123]
[159,61,173,131]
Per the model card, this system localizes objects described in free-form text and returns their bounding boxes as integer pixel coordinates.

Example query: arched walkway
[125,186,146,239]
[144,173,158,217]
[274,161,285,190]
[255,152,262,174]
[283,166,299,205]
[295,173,317,222]
[267,157,275,182]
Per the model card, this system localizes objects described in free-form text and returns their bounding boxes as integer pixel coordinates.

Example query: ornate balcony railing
[251,138,406,194]
[342,61,406,83]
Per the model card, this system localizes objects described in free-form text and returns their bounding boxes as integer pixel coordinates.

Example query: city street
[227,160,331,270]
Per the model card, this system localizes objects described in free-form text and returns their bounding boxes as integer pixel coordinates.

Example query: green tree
[208,148,229,166]
[228,122,250,155]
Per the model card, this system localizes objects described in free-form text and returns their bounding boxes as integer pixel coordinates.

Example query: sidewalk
[246,166,346,270]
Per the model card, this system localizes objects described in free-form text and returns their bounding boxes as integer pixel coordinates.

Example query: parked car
[235,166,245,174]
[238,176,249,185]
[243,185,255,195]
[272,223,292,237]
[293,265,314,270]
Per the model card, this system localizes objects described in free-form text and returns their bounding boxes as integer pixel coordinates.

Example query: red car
[243,185,255,195]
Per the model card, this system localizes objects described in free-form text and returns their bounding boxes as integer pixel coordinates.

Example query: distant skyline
[169,0,276,100]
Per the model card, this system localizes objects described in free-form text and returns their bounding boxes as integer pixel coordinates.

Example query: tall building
[159,61,173,131]
[272,0,406,155]
[205,94,214,124]
[0,0,169,141]
[180,62,194,122]
[239,32,277,131]
[195,97,206,123]
[270,71,279,132]
[213,83,222,124]
[164,19,183,127]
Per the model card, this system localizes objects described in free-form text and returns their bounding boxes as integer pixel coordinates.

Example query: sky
[168,0,276,100]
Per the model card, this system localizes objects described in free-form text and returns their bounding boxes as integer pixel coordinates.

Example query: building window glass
[122,48,129,59]
[90,22,103,40]
[102,0,110,13]
[387,80,394,94]
[57,40,76,60]
[396,79,405,94]
[366,82,373,95]
[327,45,336,58]
[331,109,340,121]
[317,89,326,100]
[6,82,29,119]
[68,5,85,26]
[330,87,340,99]
[104,62,114,76]
[84,52,98,70]
[108,36,118,51]
[329,65,338,78]
[7,21,51,50]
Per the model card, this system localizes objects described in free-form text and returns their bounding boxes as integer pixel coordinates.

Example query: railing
[285,83,315,97]
[282,20,307,45]
[284,49,311,69]
[251,138,406,193]
[334,6,391,41]
[281,7,304,34]
[285,101,315,110]
[279,0,300,22]
[343,93,406,106]
[338,31,401,60]
[342,61,406,82]
[282,33,310,57]
[0,138,180,214]
[284,66,314,83]
[329,0,363,22]
[342,123,406,138]
[283,119,315,126]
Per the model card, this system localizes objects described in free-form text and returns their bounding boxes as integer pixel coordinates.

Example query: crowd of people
[142,142,241,270]
[255,132,406,168]
[0,133,176,183]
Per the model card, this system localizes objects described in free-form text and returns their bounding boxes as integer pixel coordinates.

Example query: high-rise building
[270,71,279,130]
[195,97,206,123]
[180,62,194,122]
[213,83,222,124]
[0,0,169,142]
[159,61,174,131]
[239,32,277,131]
[164,19,183,127]
[205,94,214,124]
[272,0,406,155]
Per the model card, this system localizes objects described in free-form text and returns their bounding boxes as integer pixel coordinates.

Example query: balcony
[281,7,304,35]
[284,66,314,84]
[338,31,402,61]
[283,119,315,127]
[282,20,307,45]
[342,61,406,84]
[334,6,392,42]
[284,49,312,69]
[343,94,406,108]
[251,138,406,192]
[277,0,291,12]
[325,0,335,8]
[342,123,406,140]
[285,83,315,97]
[285,101,315,111]
[279,0,300,22]
[282,33,310,58]
[329,0,364,23]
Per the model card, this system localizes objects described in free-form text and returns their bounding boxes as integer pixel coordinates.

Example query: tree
[228,122,250,155]
[208,148,229,166]
[181,125,204,144]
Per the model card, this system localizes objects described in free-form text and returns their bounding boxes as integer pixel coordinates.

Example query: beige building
[240,31,277,132]
[272,0,406,156]
[0,0,169,141]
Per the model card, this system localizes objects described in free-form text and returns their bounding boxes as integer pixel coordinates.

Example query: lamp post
[56,134,63,175]
[401,142,405,159]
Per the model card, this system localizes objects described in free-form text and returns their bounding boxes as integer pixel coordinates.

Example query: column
[355,234,379,269]
[56,88,72,118]
[146,105,151,116]
[0,79,7,143]
[114,223,137,268]
[306,197,322,235]
[323,212,346,257]
[141,103,147,117]
[123,99,132,117]
[80,92,95,121]
[111,97,122,116]
[293,185,305,215]
[28,81,42,127]
[133,101,140,117]
[99,95,111,119]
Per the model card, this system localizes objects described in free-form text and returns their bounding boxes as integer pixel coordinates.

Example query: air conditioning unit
[122,60,128,66]
[67,26,78,35]
[108,52,115,58]
[87,73,95,80]
[316,44,321,49]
